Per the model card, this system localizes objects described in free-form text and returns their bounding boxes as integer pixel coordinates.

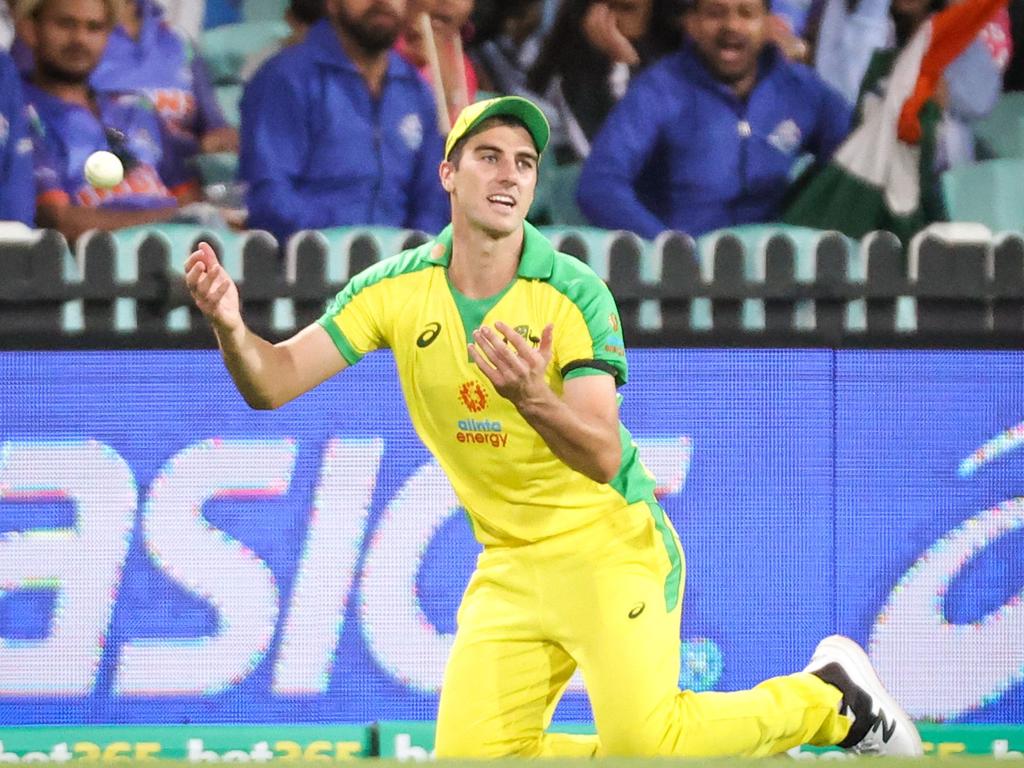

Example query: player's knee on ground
[434,730,546,759]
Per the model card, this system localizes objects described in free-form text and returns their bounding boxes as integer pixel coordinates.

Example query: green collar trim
[427,221,555,279]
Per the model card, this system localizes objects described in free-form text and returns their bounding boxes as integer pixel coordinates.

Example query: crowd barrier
[1,222,1023,348]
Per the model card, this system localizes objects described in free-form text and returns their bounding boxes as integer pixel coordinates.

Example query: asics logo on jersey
[417,322,441,348]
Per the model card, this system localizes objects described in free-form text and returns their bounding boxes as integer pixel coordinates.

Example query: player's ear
[439,160,456,193]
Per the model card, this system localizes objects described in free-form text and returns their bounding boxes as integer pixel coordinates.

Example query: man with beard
[240,0,449,245]
[16,0,190,243]
[576,0,854,240]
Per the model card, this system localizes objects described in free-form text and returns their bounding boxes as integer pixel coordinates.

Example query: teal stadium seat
[195,151,240,186]
[243,0,288,21]
[941,158,1024,234]
[530,162,586,227]
[214,83,243,127]
[973,92,1024,159]
[201,21,289,83]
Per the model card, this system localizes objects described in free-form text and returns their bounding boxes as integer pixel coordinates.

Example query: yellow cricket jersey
[318,222,659,546]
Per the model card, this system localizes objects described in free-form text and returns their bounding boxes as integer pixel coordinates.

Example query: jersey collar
[428,222,555,279]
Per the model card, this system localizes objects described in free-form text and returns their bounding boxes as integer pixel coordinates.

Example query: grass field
[126,760,1005,767]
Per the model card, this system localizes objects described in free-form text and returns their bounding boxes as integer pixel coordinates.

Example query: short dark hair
[289,0,324,25]
[16,0,118,25]
[447,115,535,167]
[684,0,771,12]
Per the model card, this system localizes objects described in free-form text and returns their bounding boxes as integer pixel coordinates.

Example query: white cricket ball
[84,150,124,189]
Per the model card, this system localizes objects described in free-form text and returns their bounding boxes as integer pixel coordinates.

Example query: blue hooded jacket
[92,0,228,188]
[578,44,853,239]
[239,20,449,245]
[0,51,33,225]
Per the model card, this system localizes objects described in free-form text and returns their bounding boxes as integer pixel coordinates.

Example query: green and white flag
[784,0,1006,243]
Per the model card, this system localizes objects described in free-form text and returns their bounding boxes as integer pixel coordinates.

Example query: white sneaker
[804,635,924,757]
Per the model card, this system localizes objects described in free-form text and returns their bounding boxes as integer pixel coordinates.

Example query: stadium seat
[195,151,240,186]
[215,83,243,127]
[973,92,1024,159]
[200,21,289,83]
[243,0,288,21]
[941,159,1024,234]
[530,161,586,226]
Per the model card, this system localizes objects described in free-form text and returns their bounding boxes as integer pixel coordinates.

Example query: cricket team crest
[399,113,424,151]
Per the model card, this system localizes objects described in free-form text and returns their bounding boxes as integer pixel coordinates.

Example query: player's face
[28,0,111,84]
[441,123,539,239]
[684,0,768,86]
[329,0,405,52]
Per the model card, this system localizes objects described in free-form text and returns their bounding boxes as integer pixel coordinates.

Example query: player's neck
[447,226,522,300]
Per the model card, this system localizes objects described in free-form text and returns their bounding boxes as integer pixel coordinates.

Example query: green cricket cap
[444,96,550,160]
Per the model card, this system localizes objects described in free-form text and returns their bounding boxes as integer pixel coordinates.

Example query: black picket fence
[1,224,1023,349]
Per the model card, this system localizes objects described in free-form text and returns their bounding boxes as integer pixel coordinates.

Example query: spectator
[239,0,448,244]
[527,0,684,163]
[397,0,478,126]
[17,0,186,243]
[241,0,326,81]
[1,0,14,49]
[576,0,852,239]
[1006,0,1023,88]
[785,0,1004,240]
[0,49,33,224]
[815,0,1008,117]
[813,0,891,102]
[92,0,238,199]
[153,0,205,40]
[470,0,545,96]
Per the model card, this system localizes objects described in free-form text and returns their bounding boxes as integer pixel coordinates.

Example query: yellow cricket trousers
[434,500,850,757]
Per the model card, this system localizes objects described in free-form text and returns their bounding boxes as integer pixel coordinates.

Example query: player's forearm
[39,204,178,245]
[212,321,296,410]
[516,390,622,483]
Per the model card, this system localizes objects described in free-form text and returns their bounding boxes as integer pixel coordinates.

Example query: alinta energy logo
[457,381,487,413]
[455,381,506,448]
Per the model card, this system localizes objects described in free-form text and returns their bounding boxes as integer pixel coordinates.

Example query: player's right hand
[184,241,242,333]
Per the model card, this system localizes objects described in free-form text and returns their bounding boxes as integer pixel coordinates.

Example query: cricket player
[185,95,923,759]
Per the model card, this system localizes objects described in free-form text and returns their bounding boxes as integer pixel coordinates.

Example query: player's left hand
[470,321,554,406]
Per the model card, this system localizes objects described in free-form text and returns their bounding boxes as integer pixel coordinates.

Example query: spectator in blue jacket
[577,0,852,239]
[92,0,237,200]
[0,49,33,224]
[239,0,449,245]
